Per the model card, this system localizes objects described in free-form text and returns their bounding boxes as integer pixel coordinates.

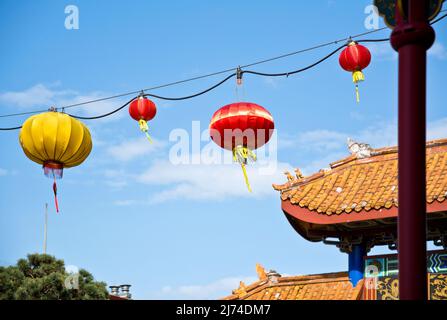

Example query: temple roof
[222,264,362,300]
[273,138,447,216]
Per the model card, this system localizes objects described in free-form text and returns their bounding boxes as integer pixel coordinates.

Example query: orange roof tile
[223,265,362,300]
[273,138,447,216]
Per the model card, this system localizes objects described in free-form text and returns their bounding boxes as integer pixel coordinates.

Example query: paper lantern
[209,102,274,192]
[19,111,92,212]
[339,41,371,102]
[129,96,157,142]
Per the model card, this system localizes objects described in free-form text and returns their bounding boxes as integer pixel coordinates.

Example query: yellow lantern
[19,111,92,212]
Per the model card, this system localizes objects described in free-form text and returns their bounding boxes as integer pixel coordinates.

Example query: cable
[1,43,340,125]
[55,44,344,119]
[0,125,22,131]
[66,73,236,120]
[0,27,390,120]
[1,12,446,128]
[68,97,135,120]
[243,44,346,77]
[61,69,239,110]
[0,43,350,125]
[357,38,390,43]
[143,73,236,101]
[240,27,392,69]
[431,13,447,25]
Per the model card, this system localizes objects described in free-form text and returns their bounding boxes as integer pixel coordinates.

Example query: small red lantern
[129,95,157,142]
[209,102,275,192]
[339,41,371,103]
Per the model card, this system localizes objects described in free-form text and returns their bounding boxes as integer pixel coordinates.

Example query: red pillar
[390,0,435,300]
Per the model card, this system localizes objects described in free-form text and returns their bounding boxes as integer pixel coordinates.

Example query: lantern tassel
[233,145,257,192]
[138,119,152,143]
[355,84,360,103]
[53,177,59,213]
[240,163,251,192]
[352,70,365,83]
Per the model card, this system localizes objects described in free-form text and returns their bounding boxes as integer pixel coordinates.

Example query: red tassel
[53,179,59,213]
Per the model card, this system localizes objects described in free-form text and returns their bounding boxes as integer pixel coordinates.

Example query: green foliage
[0,253,109,300]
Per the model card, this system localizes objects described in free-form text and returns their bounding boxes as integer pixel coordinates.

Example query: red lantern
[209,102,275,192]
[339,41,371,103]
[129,96,157,142]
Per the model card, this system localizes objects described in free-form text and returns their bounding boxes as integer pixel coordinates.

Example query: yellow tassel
[352,70,365,83]
[144,131,153,143]
[355,85,360,103]
[240,163,252,192]
[233,146,256,192]
[352,71,364,103]
[138,119,152,143]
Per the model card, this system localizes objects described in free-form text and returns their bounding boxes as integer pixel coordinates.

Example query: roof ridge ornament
[256,263,268,281]
[283,168,305,183]
[347,137,373,159]
[284,170,294,182]
[232,281,247,296]
[294,168,304,180]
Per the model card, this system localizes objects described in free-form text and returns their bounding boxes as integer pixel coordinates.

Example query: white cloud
[105,180,128,188]
[427,117,447,140]
[135,158,293,203]
[357,122,397,147]
[429,42,447,60]
[107,137,166,162]
[153,276,257,300]
[102,169,133,188]
[0,168,8,176]
[98,116,447,203]
[0,84,75,108]
[282,121,397,154]
[354,117,447,147]
[113,199,139,206]
[277,117,447,176]
[298,129,348,152]
[0,84,128,122]
[300,151,346,176]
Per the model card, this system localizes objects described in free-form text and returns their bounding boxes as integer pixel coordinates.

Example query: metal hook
[236,66,243,85]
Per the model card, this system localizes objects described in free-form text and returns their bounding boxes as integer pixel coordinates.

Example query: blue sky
[0,0,446,299]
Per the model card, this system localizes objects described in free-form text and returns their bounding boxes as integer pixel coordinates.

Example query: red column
[390,0,435,300]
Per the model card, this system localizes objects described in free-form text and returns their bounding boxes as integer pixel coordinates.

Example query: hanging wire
[68,97,136,120]
[431,12,447,25]
[42,45,345,120]
[243,44,346,77]
[0,27,391,122]
[141,73,237,101]
[0,125,22,131]
[0,43,359,128]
